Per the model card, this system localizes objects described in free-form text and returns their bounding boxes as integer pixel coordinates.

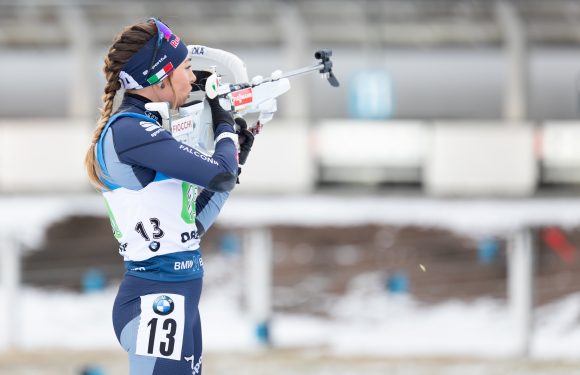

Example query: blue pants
[112,275,203,374]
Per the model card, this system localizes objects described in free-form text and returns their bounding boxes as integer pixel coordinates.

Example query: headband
[119,19,188,90]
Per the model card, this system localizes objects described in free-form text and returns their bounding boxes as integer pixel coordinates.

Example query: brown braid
[85,20,157,189]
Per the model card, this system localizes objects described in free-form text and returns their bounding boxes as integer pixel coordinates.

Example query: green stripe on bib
[104,198,123,240]
[181,182,197,224]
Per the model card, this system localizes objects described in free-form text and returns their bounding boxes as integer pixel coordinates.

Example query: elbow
[195,219,206,237]
[207,172,237,193]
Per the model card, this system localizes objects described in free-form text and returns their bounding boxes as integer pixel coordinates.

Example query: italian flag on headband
[147,62,174,85]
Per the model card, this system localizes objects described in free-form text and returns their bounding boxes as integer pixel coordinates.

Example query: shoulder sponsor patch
[140,121,160,132]
[140,121,165,137]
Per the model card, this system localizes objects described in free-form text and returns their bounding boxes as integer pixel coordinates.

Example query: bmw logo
[153,295,174,316]
[149,241,160,252]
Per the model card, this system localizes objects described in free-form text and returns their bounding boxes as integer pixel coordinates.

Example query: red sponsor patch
[170,36,180,48]
[231,88,253,108]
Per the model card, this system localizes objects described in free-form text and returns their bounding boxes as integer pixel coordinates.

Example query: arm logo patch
[140,121,161,132]
[140,121,165,137]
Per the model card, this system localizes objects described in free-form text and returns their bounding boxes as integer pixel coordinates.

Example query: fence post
[0,232,21,351]
[495,0,528,122]
[508,227,534,357]
[244,228,273,346]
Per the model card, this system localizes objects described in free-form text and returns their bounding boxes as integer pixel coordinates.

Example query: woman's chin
[175,97,188,108]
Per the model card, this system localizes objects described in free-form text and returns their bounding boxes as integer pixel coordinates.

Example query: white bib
[103,179,200,261]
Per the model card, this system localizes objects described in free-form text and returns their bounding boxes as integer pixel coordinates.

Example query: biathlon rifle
[145,46,339,155]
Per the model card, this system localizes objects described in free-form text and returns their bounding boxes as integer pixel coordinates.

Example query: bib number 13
[147,317,176,356]
[135,218,165,241]
[136,293,185,361]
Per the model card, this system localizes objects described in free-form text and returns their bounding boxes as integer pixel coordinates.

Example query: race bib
[135,293,185,360]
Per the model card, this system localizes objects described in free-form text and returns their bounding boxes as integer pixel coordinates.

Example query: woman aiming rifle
[84,18,252,374]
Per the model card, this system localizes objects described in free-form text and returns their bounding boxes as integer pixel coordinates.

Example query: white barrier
[0,119,92,193]
[313,120,429,183]
[541,121,580,183]
[233,120,314,194]
[0,119,313,194]
[424,123,538,196]
[4,119,580,195]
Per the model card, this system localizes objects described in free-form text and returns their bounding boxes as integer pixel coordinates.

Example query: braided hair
[85,20,157,189]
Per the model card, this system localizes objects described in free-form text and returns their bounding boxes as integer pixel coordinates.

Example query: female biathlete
[85,18,252,374]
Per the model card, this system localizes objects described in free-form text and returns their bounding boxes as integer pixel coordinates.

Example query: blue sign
[478,238,499,265]
[349,70,394,119]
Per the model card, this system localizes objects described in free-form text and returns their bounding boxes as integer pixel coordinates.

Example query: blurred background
[3,0,580,374]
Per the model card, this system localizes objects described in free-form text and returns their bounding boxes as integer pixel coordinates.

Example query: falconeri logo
[152,295,174,315]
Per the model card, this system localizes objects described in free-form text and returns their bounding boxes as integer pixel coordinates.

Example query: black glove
[207,96,234,131]
[235,117,254,165]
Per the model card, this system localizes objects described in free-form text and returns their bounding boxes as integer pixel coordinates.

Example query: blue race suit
[98,93,238,374]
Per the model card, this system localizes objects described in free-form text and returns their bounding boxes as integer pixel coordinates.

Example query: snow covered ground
[3,194,580,374]
[8,254,580,361]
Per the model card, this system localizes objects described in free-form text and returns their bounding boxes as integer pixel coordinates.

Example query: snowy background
[3,194,580,363]
[12,254,580,361]
[4,2,580,373]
